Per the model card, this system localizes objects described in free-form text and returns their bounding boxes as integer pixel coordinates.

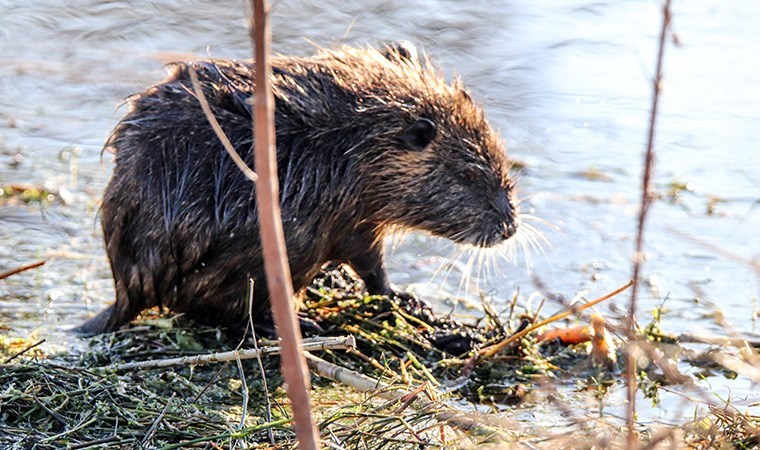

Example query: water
[1,0,758,426]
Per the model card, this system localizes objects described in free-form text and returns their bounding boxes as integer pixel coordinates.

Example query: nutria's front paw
[389,289,436,322]
[427,328,480,356]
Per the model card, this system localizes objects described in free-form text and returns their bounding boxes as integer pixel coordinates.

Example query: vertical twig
[249,1,321,449]
[626,0,673,446]
[235,355,250,447]
[246,278,276,445]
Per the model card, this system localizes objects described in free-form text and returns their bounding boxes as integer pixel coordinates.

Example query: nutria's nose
[494,189,517,240]
[502,221,518,239]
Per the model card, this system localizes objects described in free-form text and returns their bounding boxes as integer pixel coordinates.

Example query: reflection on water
[1,0,758,423]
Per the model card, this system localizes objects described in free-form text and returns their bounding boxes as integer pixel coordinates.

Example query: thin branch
[107,336,355,372]
[188,66,258,183]
[626,0,673,445]
[0,260,47,281]
[141,393,175,446]
[668,227,760,273]
[4,339,46,363]
[476,280,632,361]
[246,278,276,445]
[234,354,250,444]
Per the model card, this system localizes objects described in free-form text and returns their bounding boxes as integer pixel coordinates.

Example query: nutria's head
[313,44,519,248]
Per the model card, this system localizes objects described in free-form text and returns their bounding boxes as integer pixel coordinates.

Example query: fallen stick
[0,259,47,281]
[108,335,355,372]
[4,339,46,363]
[476,280,633,361]
[305,353,510,442]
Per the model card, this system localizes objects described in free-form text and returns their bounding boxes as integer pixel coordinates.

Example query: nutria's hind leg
[72,281,144,336]
[73,304,119,336]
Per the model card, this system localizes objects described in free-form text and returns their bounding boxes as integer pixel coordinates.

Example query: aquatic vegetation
[2,267,757,448]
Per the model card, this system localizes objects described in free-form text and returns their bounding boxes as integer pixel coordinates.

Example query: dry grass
[2,266,757,448]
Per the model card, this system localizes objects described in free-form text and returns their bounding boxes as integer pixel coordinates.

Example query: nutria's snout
[484,184,519,242]
[450,187,519,249]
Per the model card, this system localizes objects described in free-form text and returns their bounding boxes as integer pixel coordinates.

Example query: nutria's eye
[403,118,437,150]
[383,41,419,65]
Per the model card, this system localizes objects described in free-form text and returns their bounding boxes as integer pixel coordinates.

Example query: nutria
[77,43,519,335]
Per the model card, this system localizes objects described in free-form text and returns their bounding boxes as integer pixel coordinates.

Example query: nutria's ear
[404,118,437,150]
[382,41,419,65]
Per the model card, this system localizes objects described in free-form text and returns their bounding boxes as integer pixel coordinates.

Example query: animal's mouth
[481,219,519,248]
[480,188,519,248]
[448,217,519,249]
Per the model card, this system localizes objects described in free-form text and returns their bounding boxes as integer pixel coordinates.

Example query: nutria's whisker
[515,231,533,274]
[458,247,478,294]
[431,244,468,294]
[523,222,551,254]
[487,250,501,279]
[521,213,560,233]
[476,243,488,287]
[519,226,545,257]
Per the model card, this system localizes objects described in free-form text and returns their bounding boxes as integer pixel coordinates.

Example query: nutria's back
[77,43,519,335]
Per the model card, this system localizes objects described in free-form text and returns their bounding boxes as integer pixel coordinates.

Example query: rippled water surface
[1,0,758,425]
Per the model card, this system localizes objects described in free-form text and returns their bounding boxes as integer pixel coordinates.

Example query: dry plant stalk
[3,339,46,363]
[668,227,760,273]
[305,353,510,442]
[249,0,321,448]
[477,280,633,360]
[666,330,760,348]
[187,68,258,182]
[0,259,46,281]
[107,336,356,372]
[627,0,673,443]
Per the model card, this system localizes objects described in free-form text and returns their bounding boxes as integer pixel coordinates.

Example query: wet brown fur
[78,44,518,335]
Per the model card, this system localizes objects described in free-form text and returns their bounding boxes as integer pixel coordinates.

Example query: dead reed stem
[476,280,632,360]
[105,336,355,372]
[249,1,321,448]
[305,353,510,442]
[3,339,45,363]
[627,0,673,445]
[188,67,257,182]
[0,259,46,281]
